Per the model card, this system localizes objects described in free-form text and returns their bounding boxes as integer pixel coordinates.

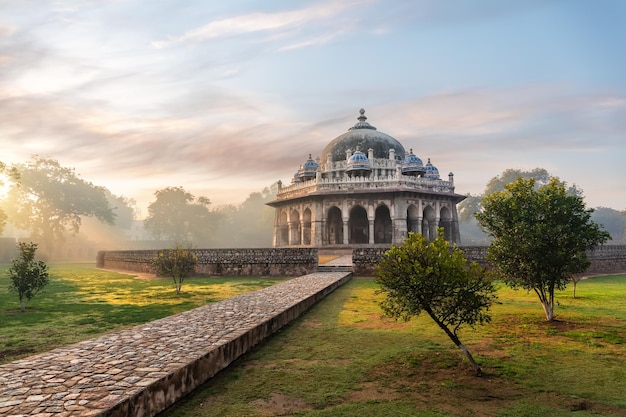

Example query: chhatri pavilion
[267,109,465,247]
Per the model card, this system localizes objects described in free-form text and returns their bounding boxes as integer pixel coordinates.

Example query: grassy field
[0,263,283,364]
[158,275,626,417]
[1,265,625,416]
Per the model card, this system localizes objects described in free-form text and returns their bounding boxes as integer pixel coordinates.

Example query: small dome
[302,154,319,172]
[346,149,372,176]
[300,154,319,180]
[401,148,425,176]
[424,158,440,179]
[322,109,406,162]
[291,170,302,184]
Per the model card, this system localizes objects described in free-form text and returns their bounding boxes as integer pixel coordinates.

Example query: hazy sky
[1,0,625,217]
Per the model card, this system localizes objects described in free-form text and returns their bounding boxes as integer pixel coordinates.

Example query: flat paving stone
[0,271,351,416]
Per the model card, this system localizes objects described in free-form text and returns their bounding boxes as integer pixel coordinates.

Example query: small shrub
[152,244,198,294]
[8,242,49,312]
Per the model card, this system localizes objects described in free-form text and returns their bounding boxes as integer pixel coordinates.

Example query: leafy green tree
[144,187,215,246]
[8,242,49,312]
[3,157,115,256]
[376,230,497,376]
[476,177,610,321]
[151,244,198,294]
[484,168,551,195]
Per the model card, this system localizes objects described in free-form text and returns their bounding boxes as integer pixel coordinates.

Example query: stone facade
[97,248,318,277]
[267,109,465,248]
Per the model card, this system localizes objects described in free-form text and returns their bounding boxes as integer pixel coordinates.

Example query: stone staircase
[317,255,353,273]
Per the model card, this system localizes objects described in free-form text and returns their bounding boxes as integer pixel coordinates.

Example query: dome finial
[350,108,376,131]
[358,108,366,123]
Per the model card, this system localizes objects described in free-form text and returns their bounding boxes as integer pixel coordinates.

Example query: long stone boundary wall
[98,245,626,278]
[0,271,352,417]
[353,245,626,276]
[97,248,318,277]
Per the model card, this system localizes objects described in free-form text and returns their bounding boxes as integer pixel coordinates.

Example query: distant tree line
[458,168,626,245]
[1,158,623,260]
[0,156,275,260]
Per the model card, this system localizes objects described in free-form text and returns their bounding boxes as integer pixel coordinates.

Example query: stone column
[342,220,349,245]
[272,209,279,247]
[300,220,306,246]
[368,220,374,244]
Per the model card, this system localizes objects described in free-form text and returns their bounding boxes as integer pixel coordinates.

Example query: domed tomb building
[267,109,465,247]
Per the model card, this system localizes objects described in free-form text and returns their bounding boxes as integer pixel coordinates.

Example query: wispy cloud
[151,1,360,49]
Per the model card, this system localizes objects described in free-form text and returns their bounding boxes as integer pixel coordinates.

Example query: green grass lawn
[2,265,625,416]
[159,275,626,417]
[0,263,283,364]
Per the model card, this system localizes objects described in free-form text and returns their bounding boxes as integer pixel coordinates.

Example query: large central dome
[322,109,406,162]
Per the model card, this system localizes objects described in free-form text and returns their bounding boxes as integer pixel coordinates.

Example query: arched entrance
[327,206,343,245]
[422,205,436,241]
[349,205,369,244]
[290,209,301,245]
[439,206,452,241]
[302,208,312,245]
[374,204,392,243]
[279,210,289,246]
[407,204,420,235]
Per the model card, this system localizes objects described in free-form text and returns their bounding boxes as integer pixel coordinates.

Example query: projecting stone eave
[266,188,466,206]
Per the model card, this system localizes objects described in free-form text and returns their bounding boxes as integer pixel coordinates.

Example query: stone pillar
[342,220,349,245]
[432,201,441,239]
[451,200,462,244]
[393,218,408,244]
[368,220,374,244]
[272,209,279,247]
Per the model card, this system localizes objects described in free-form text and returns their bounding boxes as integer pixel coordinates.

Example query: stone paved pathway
[0,271,351,417]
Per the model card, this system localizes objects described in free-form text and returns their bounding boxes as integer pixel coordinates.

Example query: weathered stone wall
[352,245,626,276]
[97,248,318,277]
[352,246,391,276]
[584,245,626,275]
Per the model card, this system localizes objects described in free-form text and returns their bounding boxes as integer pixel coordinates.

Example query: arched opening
[374,204,392,243]
[349,205,369,244]
[407,204,420,235]
[303,208,312,245]
[290,209,301,245]
[279,210,289,246]
[439,206,452,241]
[327,206,343,245]
[422,205,436,241]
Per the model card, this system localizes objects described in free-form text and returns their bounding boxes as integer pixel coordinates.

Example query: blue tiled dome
[296,154,319,181]
[291,170,301,184]
[302,154,319,175]
[423,158,440,179]
[346,149,372,176]
[401,149,426,176]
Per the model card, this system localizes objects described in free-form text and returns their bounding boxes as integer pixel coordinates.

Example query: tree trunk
[20,298,26,312]
[428,312,482,376]
[457,343,482,376]
[540,301,554,321]
[536,288,555,321]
